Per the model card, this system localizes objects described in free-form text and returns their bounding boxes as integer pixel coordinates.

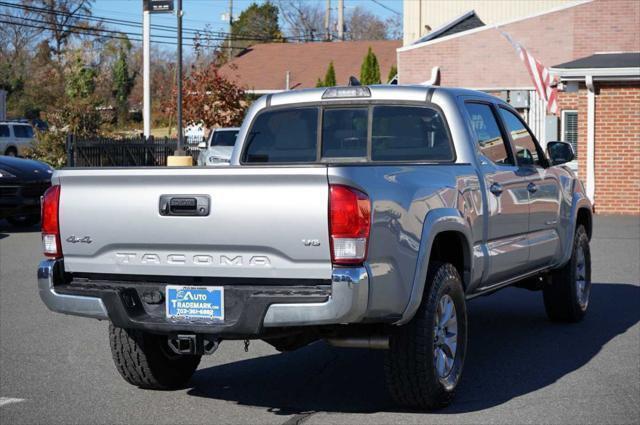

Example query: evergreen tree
[66,57,96,99]
[324,61,336,86]
[315,61,337,87]
[111,46,135,125]
[360,47,381,85]
[227,2,283,59]
[387,64,398,83]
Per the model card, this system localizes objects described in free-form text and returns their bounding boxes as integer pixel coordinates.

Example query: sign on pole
[143,0,174,14]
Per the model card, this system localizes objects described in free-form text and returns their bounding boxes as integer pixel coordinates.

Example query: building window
[562,110,578,158]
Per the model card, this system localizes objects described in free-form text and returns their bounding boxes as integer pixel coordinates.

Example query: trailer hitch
[168,334,219,356]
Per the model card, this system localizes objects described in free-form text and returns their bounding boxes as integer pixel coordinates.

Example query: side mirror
[198,142,207,149]
[546,141,575,166]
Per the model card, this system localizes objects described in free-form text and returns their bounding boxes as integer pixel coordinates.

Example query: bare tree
[22,0,95,59]
[346,5,388,41]
[0,4,43,61]
[385,14,402,41]
[277,0,324,41]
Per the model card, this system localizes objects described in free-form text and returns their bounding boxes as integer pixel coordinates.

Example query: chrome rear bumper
[38,259,369,327]
[262,267,369,327]
[38,259,108,320]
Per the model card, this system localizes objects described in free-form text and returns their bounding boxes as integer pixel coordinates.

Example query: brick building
[397,0,640,214]
[551,54,640,215]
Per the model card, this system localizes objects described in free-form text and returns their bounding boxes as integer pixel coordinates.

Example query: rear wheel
[109,325,201,390]
[384,262,467,410]
[543,225,591,322]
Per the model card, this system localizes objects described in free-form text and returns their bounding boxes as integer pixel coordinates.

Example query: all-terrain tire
[109,325,201,390]
[384,262,467,410]
[543,225,591,322]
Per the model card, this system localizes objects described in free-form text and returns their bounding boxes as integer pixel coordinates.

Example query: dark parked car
[0,156,52,226]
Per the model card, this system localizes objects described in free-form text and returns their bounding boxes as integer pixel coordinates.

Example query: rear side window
[244,108,318,163]
[13,125,34,138]
[464,103,513,165]
[211,130,238,147]
[372,106,453,161]
[0,125,9,137]
[322,108,368,158]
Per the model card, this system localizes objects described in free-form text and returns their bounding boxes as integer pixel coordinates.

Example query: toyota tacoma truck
[37,85,593,409]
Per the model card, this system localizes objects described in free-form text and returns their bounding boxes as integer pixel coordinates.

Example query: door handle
[159,195,210,216]
[489,182,503,196]
[527,182,538,193]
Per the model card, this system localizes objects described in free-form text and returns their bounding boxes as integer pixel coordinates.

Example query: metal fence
[67,135,204,167]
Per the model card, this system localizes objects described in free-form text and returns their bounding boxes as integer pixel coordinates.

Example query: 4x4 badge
[66,236,93,244]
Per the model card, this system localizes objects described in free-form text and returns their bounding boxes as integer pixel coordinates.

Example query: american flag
[500,31,558,115]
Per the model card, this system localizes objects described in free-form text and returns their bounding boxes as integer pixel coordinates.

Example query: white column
[338,0,344,40]
[143,10,151,138]
[585,75,596,203]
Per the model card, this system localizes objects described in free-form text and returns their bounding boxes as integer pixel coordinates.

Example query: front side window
[0,125,9,138]
[211,130,238,147]
[464,103,512,165]
[322,108,368,158]
[13,125,34,138]
[243,108,318,163]
[499,108,542,167]
[371,106,453,161]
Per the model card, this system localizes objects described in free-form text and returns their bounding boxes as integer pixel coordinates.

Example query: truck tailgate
[55,167,331,280]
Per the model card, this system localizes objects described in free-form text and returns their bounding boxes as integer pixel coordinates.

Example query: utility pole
[142,6,151,138]
[337,0,344,41]
[324,0,331,41]
[176,0,184,155]
[228,0,233,59]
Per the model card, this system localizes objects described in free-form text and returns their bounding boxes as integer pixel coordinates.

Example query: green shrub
[24,129,67,168]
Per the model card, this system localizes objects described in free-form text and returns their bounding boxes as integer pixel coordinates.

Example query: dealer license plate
[166,286,224,321]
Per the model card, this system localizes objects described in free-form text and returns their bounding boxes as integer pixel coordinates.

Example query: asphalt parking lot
[1,215,638,424]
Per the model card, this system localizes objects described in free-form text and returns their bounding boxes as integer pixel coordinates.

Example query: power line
[0,1,313,42]
[0,18,253,49]
[370,0,401,16]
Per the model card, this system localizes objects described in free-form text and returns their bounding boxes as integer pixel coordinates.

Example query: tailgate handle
[159,195,210,216]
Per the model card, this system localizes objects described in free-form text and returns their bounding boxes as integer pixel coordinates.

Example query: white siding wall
[403,0,580,45]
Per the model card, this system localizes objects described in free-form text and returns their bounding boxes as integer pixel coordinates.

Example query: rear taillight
[329,184,371,265]
[41,185,61,258]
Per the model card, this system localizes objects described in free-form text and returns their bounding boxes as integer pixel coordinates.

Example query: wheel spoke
[440,298,454,325]
[435,348,447,376]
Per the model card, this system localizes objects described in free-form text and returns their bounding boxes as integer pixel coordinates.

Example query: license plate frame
[165,285,224,322]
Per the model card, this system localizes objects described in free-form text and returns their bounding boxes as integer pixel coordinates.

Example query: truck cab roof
[263,85,504,108]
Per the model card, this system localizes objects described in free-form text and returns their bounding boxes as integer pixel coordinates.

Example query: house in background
[218,40,400,94]
[398,0,639,214]
[551,53,640,215]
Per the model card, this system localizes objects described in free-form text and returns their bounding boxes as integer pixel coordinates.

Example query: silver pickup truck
[37,85,593,409]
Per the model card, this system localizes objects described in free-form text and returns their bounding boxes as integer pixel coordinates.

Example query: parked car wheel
[7,214,40,227]
[109,325,201,390]
[384,262,467,410]
[543,225,591,322]
[4,147,17,157]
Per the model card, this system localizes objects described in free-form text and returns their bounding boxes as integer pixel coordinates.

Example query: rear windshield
[242,104,453,163]
[210,130,238,147]
[244,108,318,163]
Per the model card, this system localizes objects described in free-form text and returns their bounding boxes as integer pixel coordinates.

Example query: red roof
[219,41,401,92]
